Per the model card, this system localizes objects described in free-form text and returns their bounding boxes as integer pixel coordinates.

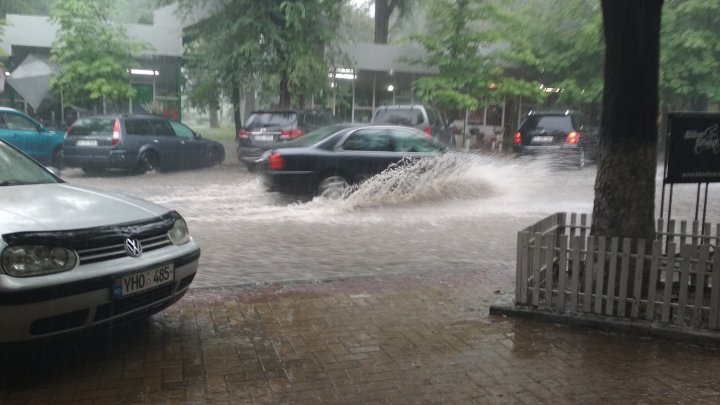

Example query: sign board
[666,112,720,184]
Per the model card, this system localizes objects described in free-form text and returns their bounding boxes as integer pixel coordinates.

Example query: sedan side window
[391,129,442,153]
[169,121,195,139]
[342,130,393,152]
[148,119,175,136]
[4,113,39,131]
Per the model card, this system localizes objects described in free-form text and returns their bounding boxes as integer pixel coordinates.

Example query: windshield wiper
[0,181,33,187]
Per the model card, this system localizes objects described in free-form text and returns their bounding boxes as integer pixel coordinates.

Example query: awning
[6,54,59,109]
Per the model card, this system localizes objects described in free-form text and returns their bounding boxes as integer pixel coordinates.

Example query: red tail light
[565,131,580,144]
[238,129,249,140]
[111,119,120,146]
[280,129,303,140]
[513,132,522,144]
[268,153,284,170]
[424,127,432,137]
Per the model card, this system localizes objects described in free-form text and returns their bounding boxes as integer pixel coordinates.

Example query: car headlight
[167,217,191,245]
[1,246,77,277]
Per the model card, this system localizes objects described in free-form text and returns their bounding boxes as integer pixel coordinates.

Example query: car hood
[0,183,169,235]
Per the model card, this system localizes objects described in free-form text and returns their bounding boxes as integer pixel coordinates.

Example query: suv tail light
[268,153,284,170]
[424,127,432,137]
[237,129,249,140]
[513,132,522,144]
[279,129,303,140]
[565,131,580,144]
[111,119,120,146]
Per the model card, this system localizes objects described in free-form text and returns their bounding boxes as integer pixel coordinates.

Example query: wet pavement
[2,271,720,404]
[3,144,719,403]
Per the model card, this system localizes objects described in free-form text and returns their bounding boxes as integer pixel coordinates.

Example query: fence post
[646,241,662,321]
[677,243,695,326]
[693,245,710,327]
[516,231,529,305]
[557,236,568,313]
[662,242,677,323]
[617,238,632,316]
[605,238,620,316]
[710,246,720,329]
[570,236,582,313]
[544,234,555,309]
[532,232,542,307]
[594,236,607,314]
[631,239,646,319]
[583,236,595,313]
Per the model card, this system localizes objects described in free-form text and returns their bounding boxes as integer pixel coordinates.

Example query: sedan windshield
[283,124,352,147]
[0,142,59,186]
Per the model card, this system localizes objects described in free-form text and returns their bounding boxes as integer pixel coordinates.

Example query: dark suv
[237,109,335,170]
[371,104,456,148]
[512,110,598,168]
[63,114,225,174]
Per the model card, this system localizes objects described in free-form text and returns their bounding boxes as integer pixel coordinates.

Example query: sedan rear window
[246,112,297,128]
[67,117,115,136]
[373,109,424,126]
[521,116,574,132]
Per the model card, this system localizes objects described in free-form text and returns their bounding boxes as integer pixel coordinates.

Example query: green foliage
[493,0,604,108]
[49,0,150,108]
[177,0,345,109]
[660,0,720,109]
[0,0,55,17]
[412,0,506,111]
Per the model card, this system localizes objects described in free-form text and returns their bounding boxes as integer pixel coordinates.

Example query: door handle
[153,139,159,143]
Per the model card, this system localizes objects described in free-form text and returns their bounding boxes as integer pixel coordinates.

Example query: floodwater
[62,147,719,290]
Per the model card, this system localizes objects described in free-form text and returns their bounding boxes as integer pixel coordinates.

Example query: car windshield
[67,117,115,136]
[373,109,424,126]
[0,142,59,186]
[282,124,351,147]
[246,112,297,128]
[520,115,573,132]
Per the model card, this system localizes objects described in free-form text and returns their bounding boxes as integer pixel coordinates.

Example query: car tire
[207,147,223,167]
[576,148,586,169]
[317,175,349,198]
[51,147,63,169]
[136,151,158,174]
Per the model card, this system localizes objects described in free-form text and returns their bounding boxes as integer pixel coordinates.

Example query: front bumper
[0,243,200,343]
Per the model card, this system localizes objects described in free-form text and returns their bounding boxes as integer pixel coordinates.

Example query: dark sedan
[258,124,447,196]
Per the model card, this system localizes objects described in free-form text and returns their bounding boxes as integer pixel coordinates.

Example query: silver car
[0,140,200,343]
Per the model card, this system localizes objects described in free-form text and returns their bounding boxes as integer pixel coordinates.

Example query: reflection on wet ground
[2,272,720,403]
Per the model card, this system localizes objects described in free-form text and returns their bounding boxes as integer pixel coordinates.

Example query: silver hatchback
[0,140,200,342]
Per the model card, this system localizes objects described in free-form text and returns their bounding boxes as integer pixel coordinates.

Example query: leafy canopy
[49,0,150,108]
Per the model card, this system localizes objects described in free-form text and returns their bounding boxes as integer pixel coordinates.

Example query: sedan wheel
[136,151,158,174]
[317,175,349,198]
[577,148,586,169]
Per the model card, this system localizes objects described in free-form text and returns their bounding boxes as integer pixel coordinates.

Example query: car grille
[77,233,173,265]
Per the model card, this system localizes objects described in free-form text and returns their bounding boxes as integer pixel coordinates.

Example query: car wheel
[207,147,223,167]
[51,147,63,169]
[576,148,586,169]
[136,151,158,174]
[317,175,349,198]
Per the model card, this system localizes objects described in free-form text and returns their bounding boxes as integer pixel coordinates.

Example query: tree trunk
[591,0,663,241]
[209,106,219,129]
[279,71,291,108]
[374,0,390,44]
[231,84,242,137]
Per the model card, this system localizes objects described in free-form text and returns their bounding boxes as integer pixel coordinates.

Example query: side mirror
[194,132,202,139]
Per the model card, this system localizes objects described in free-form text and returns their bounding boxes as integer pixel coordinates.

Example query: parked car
[237,108,336,170]
[0,139,199,342]
[258,124,447,196]
[0,107,64,168]
[512,110,599,168]
[62,114,225,174]
[371,104,456,148]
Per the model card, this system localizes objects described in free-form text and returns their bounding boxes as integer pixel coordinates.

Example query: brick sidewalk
[2,271,720,404]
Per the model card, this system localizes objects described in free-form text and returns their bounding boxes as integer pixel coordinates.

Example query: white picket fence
[516,213,720,330]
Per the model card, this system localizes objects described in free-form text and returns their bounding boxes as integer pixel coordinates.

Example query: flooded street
[61,146,719,290]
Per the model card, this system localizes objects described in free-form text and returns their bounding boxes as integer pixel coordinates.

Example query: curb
[489,304,720,349]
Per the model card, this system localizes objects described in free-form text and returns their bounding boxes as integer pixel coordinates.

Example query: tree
[591,0,663,240]
[0,0,55,17]
[49,0,149,111]
[495,0,604,113]
[660,0,720,110]
[374,0,411,43]
[176,0,346,135]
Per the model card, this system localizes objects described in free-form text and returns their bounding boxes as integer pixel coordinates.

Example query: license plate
[533,136,553,143]
[76,140,98,147]
[112,264,174,299]
[253,134,274,141]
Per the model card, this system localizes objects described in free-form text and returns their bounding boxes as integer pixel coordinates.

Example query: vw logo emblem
[125,238,143,257]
